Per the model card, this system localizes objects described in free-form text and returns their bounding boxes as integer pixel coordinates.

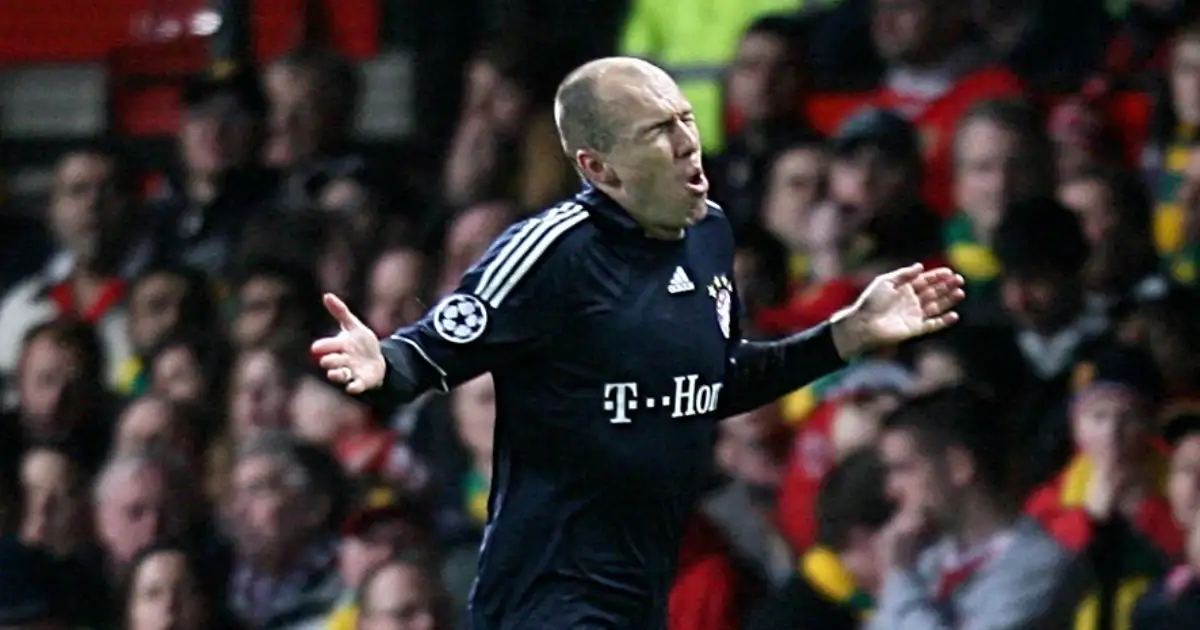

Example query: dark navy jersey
[375,186,846,630]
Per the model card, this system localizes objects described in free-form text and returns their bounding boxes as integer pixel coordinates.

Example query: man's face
[179,93,257,177]
[366,250,425,337]
[1072,389,1147,464]
[49,153,129,267]
[829,145,909,215]
[999,270,1075,333]
[359,564,443,630]
[954,119,1040,237]
[17,336,81,438]
[1169,434,1200,528]
[151,345,206,405]
[265,65,323,168]
[96,464,172,566]
[228,351,290,443]
[879,429,947,522]
[762,146,826,248]
[452,374,496,461]
[592,69,709,234]
[289,375,368,445]
[232,276,293,349]
[715,409,785,491]
[1172,39,1200,126]
[230,455,307,560]
[726,32,799,123]
[872,0,936,64]
[128,272,189,354]
[20,449,81,555]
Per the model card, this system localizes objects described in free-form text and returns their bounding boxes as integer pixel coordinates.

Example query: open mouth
[684,170,709,194]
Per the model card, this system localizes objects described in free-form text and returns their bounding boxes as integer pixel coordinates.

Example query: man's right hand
[312,293,387,394]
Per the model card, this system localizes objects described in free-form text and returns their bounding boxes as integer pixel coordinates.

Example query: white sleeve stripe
[390,335,450,393]
[475,203,585,302]
[485,210,590,308]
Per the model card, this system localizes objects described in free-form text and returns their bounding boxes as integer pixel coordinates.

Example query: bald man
[312,57,965,629]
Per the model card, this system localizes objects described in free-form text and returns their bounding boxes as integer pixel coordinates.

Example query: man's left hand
[831,263,965,359]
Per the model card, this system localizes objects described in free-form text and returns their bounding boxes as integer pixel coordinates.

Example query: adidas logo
[667,266,695,294]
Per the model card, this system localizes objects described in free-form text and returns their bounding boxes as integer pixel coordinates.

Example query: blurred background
[3,0,1200,629]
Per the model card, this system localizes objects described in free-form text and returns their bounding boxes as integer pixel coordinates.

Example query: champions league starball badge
[433,293,489,344]
[708,275,733,339]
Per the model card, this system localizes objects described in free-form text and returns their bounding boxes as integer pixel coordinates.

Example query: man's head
[992,197,1090,334]
[715,405,788,500]
[829,108,921,215]
[1172,28,1200,127]
[289,372,372,445]
[16,321,104,440]
[1070,345,1164,464]
[366,246,427,337]
[727,16,807,123]
[338,485,432,590]
[93,450,191,568]
[761,135,827,250]
[229,431,335,567]
[228,347,296,443]
[47,147,137,271]
[555,57,709,238]
[816,449,895,593]
[438,202,516,298]
[356,554,450,630]
[179,63,266,177]
[265,47,359,168]
[19,444,86,556]
[871,0,968,66]
[114,395,195,462]
[127,264,214,355]
[879,387,1011,530]
[229,258,323,350]
[953,99,1055,239]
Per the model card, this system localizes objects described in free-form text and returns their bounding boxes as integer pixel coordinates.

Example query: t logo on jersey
[603,375,723,423]
[708,275,732,339]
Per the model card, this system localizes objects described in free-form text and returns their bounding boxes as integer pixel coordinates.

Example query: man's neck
[952,493,1016,548]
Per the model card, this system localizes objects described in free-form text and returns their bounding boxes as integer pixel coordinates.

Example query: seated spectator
[123,542,241,630]
[356,553,453,630]
[868,0,1026,215]
[0,147,142,394]
[435,201,517,300]
[755,135,828,286]
[116,263,216,399]
[137,63,277,278]
[442,36,576,211]
[1118,292,1200,399]
[715,15,818,229]
[1047,87,1126,184]
[746,449,894,630]
[146,334,228,409]
[971,0,1110,91]
[3,321,112,470]
[227,431,343,629]
[1161,141,1200,286]
[326,484,435,630]
[990,197,1118,485]
[364,245,427,337]
[871,387,1081,629]
[943,99,1056,308]
[227,258,324,352]
[1025,345,1180,629]
[18,443,89,558]
[1058,167,1169,316]
[112,395,201,469]
[1132,407,1200,629]
[1150,25,1200,273]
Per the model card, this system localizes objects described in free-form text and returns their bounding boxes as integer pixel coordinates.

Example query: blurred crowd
[5,0,1200,629]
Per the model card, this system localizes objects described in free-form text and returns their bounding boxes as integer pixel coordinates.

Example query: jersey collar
[574,185,686,254]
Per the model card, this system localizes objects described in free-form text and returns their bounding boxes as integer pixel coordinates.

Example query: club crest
[708,275,733,339]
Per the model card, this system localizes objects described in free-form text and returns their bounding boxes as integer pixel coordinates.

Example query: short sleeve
[386,203,589,390]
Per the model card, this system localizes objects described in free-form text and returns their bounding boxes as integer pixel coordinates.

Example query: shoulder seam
[475,202,591,308]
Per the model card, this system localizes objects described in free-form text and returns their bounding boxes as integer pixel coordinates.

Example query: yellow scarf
[1058,454,1164,630]
[799,546,874,618]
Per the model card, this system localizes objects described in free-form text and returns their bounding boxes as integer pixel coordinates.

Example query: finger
[318,352,351,370]
[882,263,924,287]
[920,311,959,334]
[908,267,956,293]
[921,288,966,317]
[323,293,365,331]
[346,378,367,395]
[311,336,347,356]
[326,368,350,383]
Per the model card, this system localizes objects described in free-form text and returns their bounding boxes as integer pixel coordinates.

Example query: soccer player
[311,57,964,629]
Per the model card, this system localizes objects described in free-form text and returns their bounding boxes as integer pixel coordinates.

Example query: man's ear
[944,445,975,488]
[577,150,619,186]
